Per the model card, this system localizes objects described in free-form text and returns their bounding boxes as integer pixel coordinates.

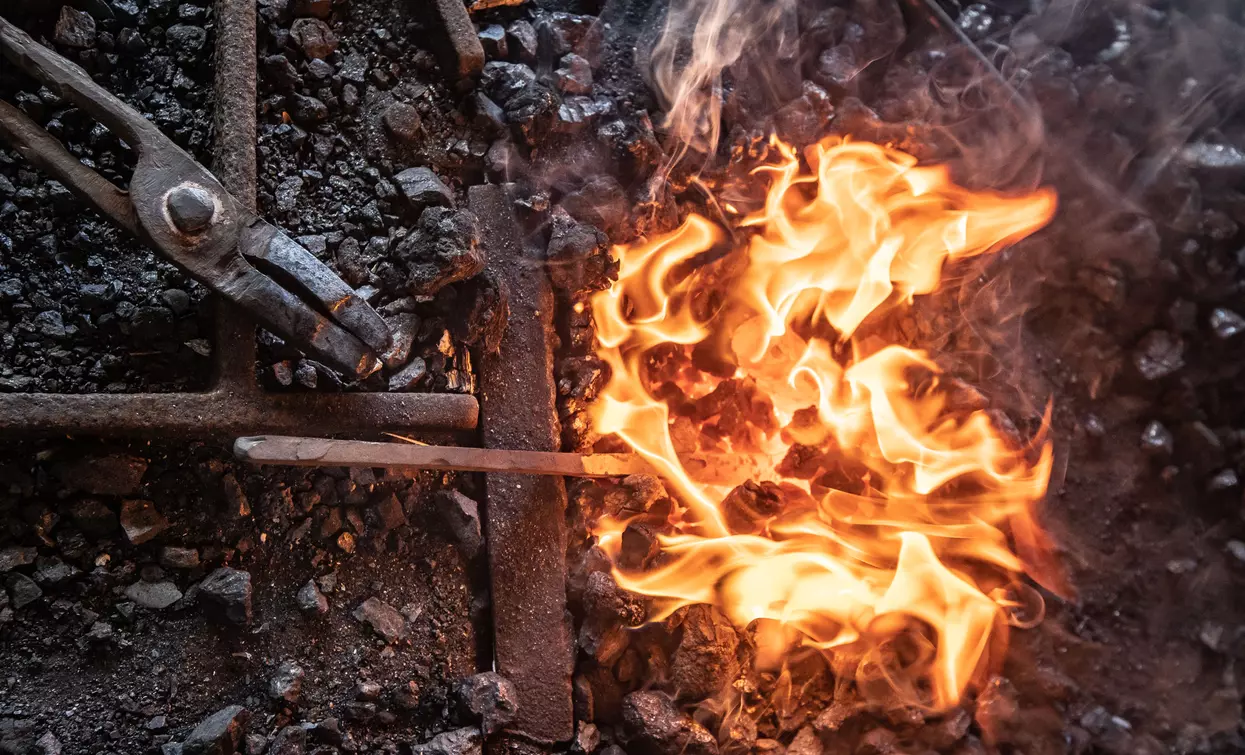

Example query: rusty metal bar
[0,391,479,437]
[234,435,762,485]
[472,183,575,747]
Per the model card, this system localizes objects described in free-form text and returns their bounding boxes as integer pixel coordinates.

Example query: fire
[590,136,1058,710]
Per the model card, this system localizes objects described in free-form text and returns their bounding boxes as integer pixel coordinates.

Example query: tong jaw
[0,15,391,379]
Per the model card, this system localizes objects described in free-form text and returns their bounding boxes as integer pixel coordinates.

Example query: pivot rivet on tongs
[166,183,216,235]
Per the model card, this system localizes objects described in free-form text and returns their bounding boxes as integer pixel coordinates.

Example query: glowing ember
[590,136,1058,710]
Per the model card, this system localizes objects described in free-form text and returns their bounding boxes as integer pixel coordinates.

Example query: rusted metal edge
[428,0,486,80]
[472,183,575,748]
[0,390,479,436]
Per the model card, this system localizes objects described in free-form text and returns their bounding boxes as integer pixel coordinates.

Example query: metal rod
[0,392,479,436]
[233,434,762,485]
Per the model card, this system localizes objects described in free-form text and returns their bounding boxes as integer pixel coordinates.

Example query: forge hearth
[3,0,1245,753]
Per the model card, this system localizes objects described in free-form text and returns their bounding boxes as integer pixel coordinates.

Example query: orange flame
[590,136,1058,710]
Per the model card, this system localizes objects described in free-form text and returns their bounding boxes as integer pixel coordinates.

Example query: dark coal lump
[547,207,617,296]
[199,567,253,626]
[455,671,519,736]
[392,207,485,296]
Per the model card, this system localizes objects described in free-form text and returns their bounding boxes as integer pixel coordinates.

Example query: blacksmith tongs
[0,16,391,378]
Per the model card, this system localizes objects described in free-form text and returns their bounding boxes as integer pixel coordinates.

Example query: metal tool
[235,435,762,486]
[0,16,390,379]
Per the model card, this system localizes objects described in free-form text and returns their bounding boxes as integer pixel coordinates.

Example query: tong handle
[0,16,160,151]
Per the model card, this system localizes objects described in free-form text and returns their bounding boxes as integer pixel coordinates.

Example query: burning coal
[588,129,1057,710]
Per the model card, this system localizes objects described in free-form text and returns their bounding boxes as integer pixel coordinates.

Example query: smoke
[637,0,801,173]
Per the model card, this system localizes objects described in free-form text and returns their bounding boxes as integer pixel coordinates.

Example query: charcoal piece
[410,727,481,755]
[353,597,406,642]
[55,6,98,48]
[598,115,662,180]
[456,672,519,736]
[69,498,117,539]
[1207,469,1239,492]
[388,357,428,392]
[261,54,302,91]
[618,522,659,570]
[471,93,507,135]
[5,574,43,609]
[669,604,740,701]
[556,96,611,134]
[506,84,559,146]
[394,167,454,211]
[290,17,337,59]
[485,139,525,181]
[268,726,306,755]
[288,94,329,125]
[720,480,784,534]
[1140,421,1173,456]
[1132,330,1184,380]
[546,207,616,295]
[384,101,423,143]
[481,61,537,107]
[381,312,420,368]
[182,705,251,755]
[160,546,200,569]
[857,728,898,754]
[1209,308,1245,339]
[394,207,485,296]
[120,499,168,545]
[297,579,329,615]
[536,12,601,63]
[620,691,718,755]
[269,661,304,703]
[506,20,538,64]
[555,54,593,95]
[0,546,36,573]
[921,707,971,750]
[559,176,627,238]
[455,270,510,355]
[479,24,508,59]
[721,714,756,755]
[435,490,482,559]
[200,567,254,626]
[125,579,183,610]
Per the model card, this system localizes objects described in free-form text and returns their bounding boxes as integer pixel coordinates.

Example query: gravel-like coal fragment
[410,727,482,755]
[388,357,428,392]
[5,573,43,610]
[506,20,538,64]
[0,546,37,573]
[269,661,304,704]
[199,567,253,626]
[555,53,593,95]
[290,17,337,59]
[1132,330,1184,380]
[481,61,537,107]
[353,597,406,642]
[160,546,200,570]
[393,207,485,296]
[125,581,183,609]
[546,207,616,295]
[120,499,168,545]
[55,6,98,48]
[670,604,741,701]
[267,726,306,755]
[479,24,507,59]
[297,579,329,615]
[383,101,423,142]
[166,24,207,52]
[288,94,329,125]
[182,705,251,755]
[434,490,482,559]
[1209,308,1245,339]
[262,54,302,91]
[456,672,519,736]
[394,167,454,211]
[1140,421,1173,456]
[620,691,718,755]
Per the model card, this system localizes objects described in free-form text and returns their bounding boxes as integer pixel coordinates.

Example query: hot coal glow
[590,136,1058,710]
